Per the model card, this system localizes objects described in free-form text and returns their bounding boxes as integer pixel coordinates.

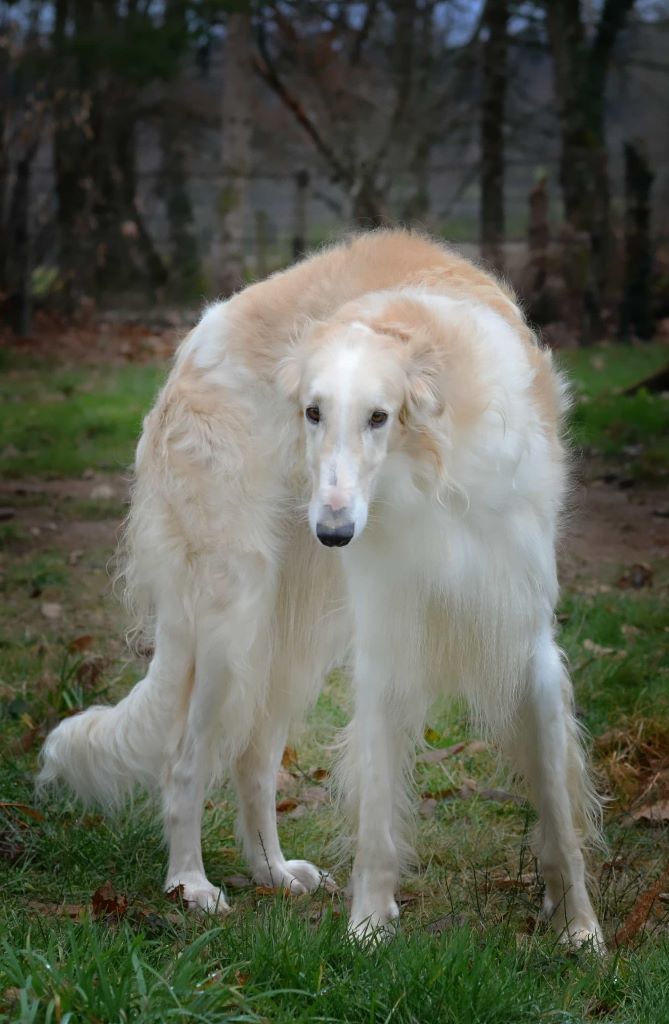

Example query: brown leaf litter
[596,718,669,815]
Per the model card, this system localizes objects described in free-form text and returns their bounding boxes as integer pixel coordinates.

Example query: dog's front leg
[344,640,422,941]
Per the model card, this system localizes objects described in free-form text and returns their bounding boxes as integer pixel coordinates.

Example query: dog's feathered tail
[38,663,192,808]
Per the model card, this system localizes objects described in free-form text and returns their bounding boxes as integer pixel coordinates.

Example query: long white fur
[38,230,604,948]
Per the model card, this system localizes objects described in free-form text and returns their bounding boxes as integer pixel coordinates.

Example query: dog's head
[279,294,456,547]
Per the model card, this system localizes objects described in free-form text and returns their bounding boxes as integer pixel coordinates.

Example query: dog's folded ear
[371,304,446,422]
[403,337,446,420]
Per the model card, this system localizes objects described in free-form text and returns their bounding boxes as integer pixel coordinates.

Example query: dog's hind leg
[162,614,237,914]
[232,703,336,894]
[162,553,284,913]
[507,624,604,951]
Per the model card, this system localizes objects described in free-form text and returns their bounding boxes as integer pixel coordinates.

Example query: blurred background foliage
[0,0,668,356]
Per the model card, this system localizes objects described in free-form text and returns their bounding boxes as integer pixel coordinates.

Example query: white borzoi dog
[39,230,604,947]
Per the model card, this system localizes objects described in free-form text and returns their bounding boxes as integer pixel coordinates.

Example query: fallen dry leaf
[615,866,669,947]
[417,740,467,763]
[2,987,21,1009]
[312,767,329,782]
[623,800,669,825]
[492,874,536,891]
[91,880,129,921]
[582,638,625,659]
[420,797,438,817]
[276,797,300,813]
[19,728,39,753]
[0,801,45,822]
[617,563,653,590]
[69,634,95,652]
[478,787,527,807]
[421,787,458,801]
[420,779,478,802]
[75,655,104,690]
[28,900,86,919]
[281,747,298,769]
[40,602,62,621]
[90,483,114,501]
[416,740,486,764]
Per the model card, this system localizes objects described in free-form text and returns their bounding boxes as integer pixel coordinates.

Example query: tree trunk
[3,143,36,333]
[480,0,508,273]
[160,114,200,298]
[160,0,200,297]
[214,12,253,295]
[53,0,166,302]
[620,141,655,340]
[545,0,635,341]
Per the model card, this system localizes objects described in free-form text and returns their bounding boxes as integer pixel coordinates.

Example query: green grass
[1,342,667,481]
[6,909,659,1024]
[1,567,668,1021]
[0,357,165,478]
[560,590,669,734]
[1,341,668,1021]
[557,342,669,478]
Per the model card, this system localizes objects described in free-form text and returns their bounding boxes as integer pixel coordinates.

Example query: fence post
[528,175,549,291]
[620,141,655,340]
[292,169,309,261]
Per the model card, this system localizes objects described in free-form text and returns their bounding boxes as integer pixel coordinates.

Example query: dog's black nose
[316,522,355,547]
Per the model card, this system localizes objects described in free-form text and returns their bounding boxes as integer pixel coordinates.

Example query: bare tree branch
[252,17,353,187]
[350,0,380,65]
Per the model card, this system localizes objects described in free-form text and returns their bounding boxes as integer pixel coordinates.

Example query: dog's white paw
[543,894,605,954]
[254,858,336,894]
[558,919,606,954]
[348,899,400,943]
[165,873,230,914]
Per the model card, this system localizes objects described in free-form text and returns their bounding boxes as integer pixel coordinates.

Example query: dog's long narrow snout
[316,505,355,547]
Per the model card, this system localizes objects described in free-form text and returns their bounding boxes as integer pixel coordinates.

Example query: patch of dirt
[2,472,667,582]
[1,311,190,365]
[0,473,127,554]
[560,479,669,587]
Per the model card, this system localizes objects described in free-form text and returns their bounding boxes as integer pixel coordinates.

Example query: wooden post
[6,147,34,334]
[528,175,550,291]
[620,141,655,340]
[292,169,309,262]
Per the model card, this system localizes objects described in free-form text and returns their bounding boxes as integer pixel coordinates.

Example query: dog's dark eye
[369,410,388,429]
[305,405,321,424]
